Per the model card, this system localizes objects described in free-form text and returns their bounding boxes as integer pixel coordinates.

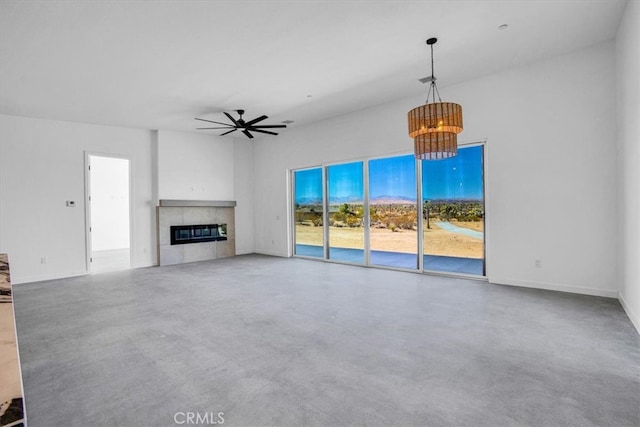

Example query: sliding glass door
[422,145,485,275]
[369,155,418,269]
[291,144,485,277]
[293,168,324,258]
[327,161,365,264]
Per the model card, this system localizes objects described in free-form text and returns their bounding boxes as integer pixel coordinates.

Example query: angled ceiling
[0,0,628,135]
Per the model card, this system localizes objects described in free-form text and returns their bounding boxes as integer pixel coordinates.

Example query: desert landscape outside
[295,204,484,258]
[293,146,484,274]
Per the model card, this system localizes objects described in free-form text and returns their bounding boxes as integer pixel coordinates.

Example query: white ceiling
[0,0,628,135]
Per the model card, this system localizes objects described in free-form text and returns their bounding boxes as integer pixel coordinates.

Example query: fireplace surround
[157,200,236,266]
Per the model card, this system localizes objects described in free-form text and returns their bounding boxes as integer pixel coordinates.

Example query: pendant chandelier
[408,38,463,160]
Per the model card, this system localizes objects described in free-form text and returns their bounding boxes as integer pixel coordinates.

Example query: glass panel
[294,168,324,258]
[422,145,485,275]
[369,155,418,269]
[327,162,364,263]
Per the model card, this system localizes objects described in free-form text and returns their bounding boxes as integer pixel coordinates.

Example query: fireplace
[170,224,227,245]
[157,200,236,266]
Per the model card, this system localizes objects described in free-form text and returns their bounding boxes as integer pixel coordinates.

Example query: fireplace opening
[170,224,227,245]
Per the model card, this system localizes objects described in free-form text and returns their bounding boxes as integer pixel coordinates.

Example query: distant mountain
[295,197,323,205]
[298,196,482,205]
[425,198,483,203]
[370,195,415,205]
[327,196,364,205]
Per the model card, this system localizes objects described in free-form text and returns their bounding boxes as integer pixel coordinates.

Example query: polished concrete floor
[13,254,640,427]
[90,248,130,274]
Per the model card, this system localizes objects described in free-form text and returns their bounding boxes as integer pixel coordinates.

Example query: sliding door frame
[421,140,487,278]
[290,166,325,260]
[290,142,487,279]
[325,159,366,267]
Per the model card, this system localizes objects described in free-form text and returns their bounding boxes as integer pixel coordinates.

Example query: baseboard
[253,249,288,258]
[13,270,88,285]
[12,261,161,283]
[618,291,640,335]
[489,276,619,299]
[235,249,255,255]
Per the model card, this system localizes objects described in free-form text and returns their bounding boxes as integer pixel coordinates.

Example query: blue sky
[422,146,484,200]
[295,146,483,203]
[294,168,322,202]
[328,162,363,201]
[369,154,416,199]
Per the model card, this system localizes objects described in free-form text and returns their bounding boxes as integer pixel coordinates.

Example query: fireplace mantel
[159,199,236,207]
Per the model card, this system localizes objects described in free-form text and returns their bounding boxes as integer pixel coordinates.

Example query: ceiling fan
[195,110,286,139]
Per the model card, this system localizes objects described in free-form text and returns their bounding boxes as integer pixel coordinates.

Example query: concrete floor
[13,254,640,427]
[90,248,131,274]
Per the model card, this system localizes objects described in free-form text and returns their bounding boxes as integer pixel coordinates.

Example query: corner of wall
[618,291,640,334]
[616,0,640,334]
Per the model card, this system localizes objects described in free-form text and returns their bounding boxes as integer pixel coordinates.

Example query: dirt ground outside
[295,220,483,259]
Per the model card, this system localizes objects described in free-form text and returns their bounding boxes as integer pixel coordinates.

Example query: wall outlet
[535,259,542,268]
[40,257,47,264]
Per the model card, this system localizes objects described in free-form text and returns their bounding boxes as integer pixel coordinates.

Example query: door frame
[84,151,134,273]
[421,140,487,278]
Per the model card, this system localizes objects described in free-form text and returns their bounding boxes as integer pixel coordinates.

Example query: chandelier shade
[408,38,463,160]
[413,131,458,160]
[407,102,463,138]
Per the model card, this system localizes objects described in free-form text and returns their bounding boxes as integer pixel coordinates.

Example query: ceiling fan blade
[197,126,235,129]
[224,112,240,126]
[219,128,237,136]
[251,129,279,136]
[195,118,232,126]
[244,115,268,126]
[250,124,287,129]
[242,129,254,139]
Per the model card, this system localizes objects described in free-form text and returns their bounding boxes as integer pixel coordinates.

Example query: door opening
[87,154,131,274]
[422,144,485,276]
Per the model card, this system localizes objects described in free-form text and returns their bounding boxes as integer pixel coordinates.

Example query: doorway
[421,145,485,275]
[86,154,131,274]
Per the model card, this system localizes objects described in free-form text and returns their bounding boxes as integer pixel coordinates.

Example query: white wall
[253,41,619,298]
[233,139,255,255]
[156,129,254,254]
[616,0,640,332]
[89,155,130,251]
[0,114,155,283]
[157,130,234,200]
